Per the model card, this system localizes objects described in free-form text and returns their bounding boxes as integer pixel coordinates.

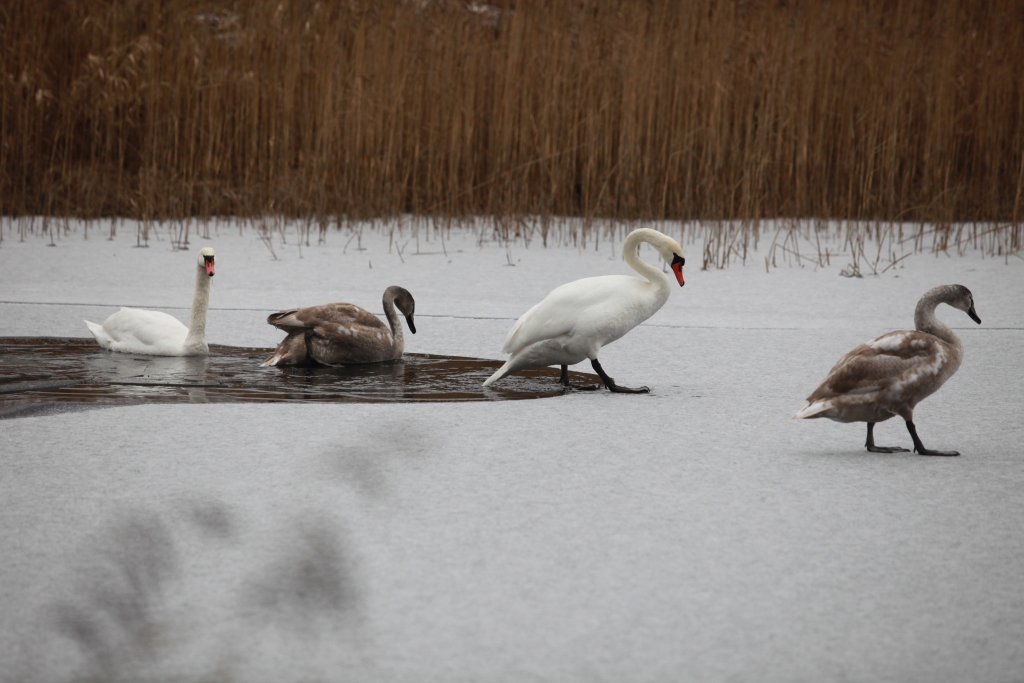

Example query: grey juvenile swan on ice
[793,284,981,456]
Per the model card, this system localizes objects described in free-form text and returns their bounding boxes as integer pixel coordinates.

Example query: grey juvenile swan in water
[263,286,416,366]
[793,284,981,456]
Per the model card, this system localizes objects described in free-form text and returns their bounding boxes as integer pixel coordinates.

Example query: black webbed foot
[590,359,650,394]
[559,364,600,391]
[301,329,326,366]
[915,448,960,456]
[905,421,960,457]
[608,383,650,394]
[864,423,911,453]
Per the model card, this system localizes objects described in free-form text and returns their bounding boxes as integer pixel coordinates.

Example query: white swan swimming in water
[483,228,685,393]
[793,284,981,456]
[84,247,216,356]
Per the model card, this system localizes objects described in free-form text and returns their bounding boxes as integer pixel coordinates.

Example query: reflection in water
[275,357,410,402]
[83,352,213,404]
[0,337,598,418]
[82,351,211,384]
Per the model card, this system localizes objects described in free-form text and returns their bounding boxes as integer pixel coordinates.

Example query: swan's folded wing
[501,299,548,354]
[807,331,937,401]
[502,276,637,355]
[267,303,386,332]
[103,308,188,346]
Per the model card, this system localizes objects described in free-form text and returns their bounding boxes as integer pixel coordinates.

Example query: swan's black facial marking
[204,254,215,276]
[671,253,685,287]
[392,287,416,317]
[952,286,979,324]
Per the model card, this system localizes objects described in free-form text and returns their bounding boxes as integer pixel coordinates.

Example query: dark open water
[0,337,588,418]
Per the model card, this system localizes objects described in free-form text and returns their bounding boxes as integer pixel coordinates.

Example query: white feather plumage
[84,247,216,356]
[484,229,684,388]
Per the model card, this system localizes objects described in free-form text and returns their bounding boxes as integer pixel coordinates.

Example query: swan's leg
[865,422,910,453]
[905,421,959,456]
[560,364,599,391]
[303,329,321,366]
[590,359,649,394]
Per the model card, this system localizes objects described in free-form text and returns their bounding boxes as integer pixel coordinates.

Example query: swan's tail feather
[262,348,285,367]
[501,318,526,354]
[263,332,312,367]
[483,360,513,387]
[267,309,303,330]
[501,300,543,354]
[792,400,833,420]
[84,320,112,349]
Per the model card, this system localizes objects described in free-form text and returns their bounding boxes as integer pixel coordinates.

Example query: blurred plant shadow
[244,518,357,629]
[31,499,359,683]
[325,418,439,498]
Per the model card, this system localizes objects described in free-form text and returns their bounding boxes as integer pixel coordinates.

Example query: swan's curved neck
[623,229,671,292]
[914,290,959,346]
[183,264,212,346]
[382,292,405,350]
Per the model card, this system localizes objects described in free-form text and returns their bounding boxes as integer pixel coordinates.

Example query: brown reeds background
[3,0,1024,226]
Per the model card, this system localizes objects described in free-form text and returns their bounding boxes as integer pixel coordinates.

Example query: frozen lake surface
[1,220,1023,682]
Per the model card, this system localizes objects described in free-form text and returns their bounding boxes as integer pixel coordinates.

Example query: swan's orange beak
[204,256,215,276]
[671,254,685,286]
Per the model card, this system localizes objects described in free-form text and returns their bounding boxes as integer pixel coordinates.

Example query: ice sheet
[1,220,1023,682]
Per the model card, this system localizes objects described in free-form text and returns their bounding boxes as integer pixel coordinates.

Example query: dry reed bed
[2,0,1024,230]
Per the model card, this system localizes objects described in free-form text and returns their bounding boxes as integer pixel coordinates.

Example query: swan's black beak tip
[968,305,981,324]
[407,316,417,334]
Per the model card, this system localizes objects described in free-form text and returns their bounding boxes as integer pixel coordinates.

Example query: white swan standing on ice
[84,247,216,356]
[483,228,685,393]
